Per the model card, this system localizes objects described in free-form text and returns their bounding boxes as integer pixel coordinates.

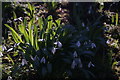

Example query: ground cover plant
[2,2,120,80]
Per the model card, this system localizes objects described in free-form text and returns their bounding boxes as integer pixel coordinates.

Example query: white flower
[111,43,115,46]
[7,76,13,80]
[0,52,3,57]
[40,57,46,64]
[91,43,96,48]
[13,19,18,22]
[33,55,40,61]
[22,59,27,66]
[88,6,92,14]
[51,47,56,54]
[7,48,13,52]
[86,27,89,31]
[54,41,62,48]
[76,41,81,47]
[88,61,95,68]
[73,51,78,57]
[36,17,39,20]
[18,17,23,22]
[2,45,7,51]
[7,20,12,23]
[78,58,83,68]
[30,55,34,61]
[38,39,44,41]
[71,60,77,69]
[100,2,104,5]
[82,22,85,27]
[58,41,62,48]
[106,40,110,44]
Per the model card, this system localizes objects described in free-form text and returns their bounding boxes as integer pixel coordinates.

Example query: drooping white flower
[58,41,62,48]
[91,43,96,48]
[7,48,13,52]
[2,45,7,51]
[30,55,34,61]
[73,51,78,57]
[18,17,23,22]
[76,41,81,47]
[22,59,27,66]
[82,22,85,27]
[51,47,56,54]
[54,41,62,48]
[71,60,77,69]
[13,19,18,22]
[88,61,95,68]
[0,52,3,57]
[33,55,40,61]
[38,39,44,41]
[86,27,89,31]
[7,76,13,80]
[88,6,92,14]
[100,2,104,5]
[40,57,46,64]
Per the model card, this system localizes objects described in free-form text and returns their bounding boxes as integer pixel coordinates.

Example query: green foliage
[5,14,75,79]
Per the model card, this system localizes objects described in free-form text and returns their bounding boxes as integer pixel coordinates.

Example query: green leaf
[116,13,118,25]
[5,24,23,43]
[28,19,34,46]
[34,24,39,50]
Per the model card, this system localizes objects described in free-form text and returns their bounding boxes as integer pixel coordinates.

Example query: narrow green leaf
[116,13,118,25]
[5,24,23,43]
[112,15,114,23]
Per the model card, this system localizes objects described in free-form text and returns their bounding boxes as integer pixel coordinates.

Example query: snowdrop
[58,41,62,48]
[51,47,56,54]
[73,51,78,57]
[82,22,85,27]
[7,76,13,80]
[71,60,77,69]
[88,6,92,14]
[30,55,34,61]
[2,45,7,51]
[86,27,89,31]
[33,55,40,61]
[40,57,46,64]
[54,41,62,48]
[22,59,27,66]
[0,52,3,57]
[88,61,95,68]
[38,39,44,41]
[78,58,83,68]
[106,40,110,44]
[18,17,23,22]
[76,41,81,47]
[7,48,13,52]
[91,43,96,48]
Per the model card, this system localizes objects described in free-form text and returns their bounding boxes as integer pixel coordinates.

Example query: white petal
[51,47,56,54]
[73,51,77,57]
[76,41,81,47]
[78,58,83,68]
[40,57,46,64]
[58,41,62,48]
[71,60,76,69]
[22,59,27,66]
[0,52,3,57]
